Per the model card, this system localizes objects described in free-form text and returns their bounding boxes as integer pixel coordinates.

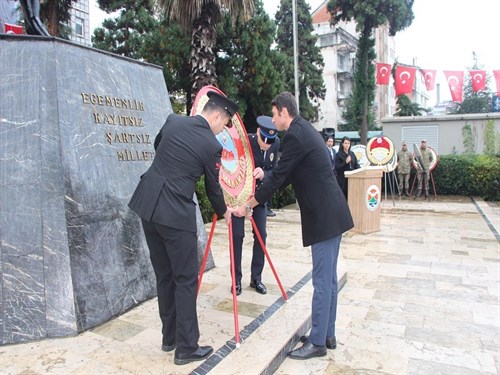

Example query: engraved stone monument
[0,35,214,345]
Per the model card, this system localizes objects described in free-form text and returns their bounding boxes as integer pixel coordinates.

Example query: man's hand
[253,167,264,180]
[232,204,251,218]
[223,208,235,225]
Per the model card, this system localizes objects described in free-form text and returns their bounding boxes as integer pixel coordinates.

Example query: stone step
[191,262,347,375]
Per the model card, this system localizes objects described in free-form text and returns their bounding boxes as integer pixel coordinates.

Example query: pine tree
[393,94,427,116]
[39,0,76,38]
[275,0,325,122]
[92,0,191,113]
[215,0,286,131]
[327,0,414,144]
[451,69,492,114]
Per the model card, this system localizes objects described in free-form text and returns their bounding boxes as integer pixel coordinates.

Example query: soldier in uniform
[416,139,434,198]
[397,142,412,196]
[231,116,280,296]
[128,91,239,366]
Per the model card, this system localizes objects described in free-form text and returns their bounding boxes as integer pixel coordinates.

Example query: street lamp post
[292,0,300,113]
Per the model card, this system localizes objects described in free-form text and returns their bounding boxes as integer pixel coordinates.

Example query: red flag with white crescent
[444,70,464,102]
[395,65,417,96]
[376,63,391,85]
[4,23,24,34]
[420,69,437,91]
[470,70,486,93]
[492,70,500,96]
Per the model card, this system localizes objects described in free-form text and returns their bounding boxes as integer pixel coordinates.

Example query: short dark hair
[325,135,334,143]
[271,92,298,118]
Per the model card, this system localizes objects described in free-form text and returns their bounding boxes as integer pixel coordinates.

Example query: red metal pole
[197,214,218,296]
[228,218,241,346]
[250,216,288,301]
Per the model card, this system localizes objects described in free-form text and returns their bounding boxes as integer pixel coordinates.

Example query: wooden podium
[345,166,383,234]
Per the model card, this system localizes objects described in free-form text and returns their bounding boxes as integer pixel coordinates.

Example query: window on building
[75,17,84,37]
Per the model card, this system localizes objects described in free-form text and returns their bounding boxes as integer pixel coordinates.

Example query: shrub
[433,154,499,201]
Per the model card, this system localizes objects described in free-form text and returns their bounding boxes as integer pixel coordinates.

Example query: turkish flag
[395,65,417,96]
[444,71,464,102]
[4,23,24,34]
[376,63,391,85]
[470,70,486,92]
[420,69,437,91]
[492,70,500,96]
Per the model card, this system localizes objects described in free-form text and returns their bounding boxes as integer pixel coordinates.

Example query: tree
[216,0,286,131]
[450,68,492,114]
[93,0,157,59]
[275,0,325,122]
[157,0,255,106]
[39,0,76,37]
[327,0,414,144]
[92,0,192,113]
[393,94,428,116]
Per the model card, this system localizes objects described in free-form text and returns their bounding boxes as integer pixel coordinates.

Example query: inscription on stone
[81,92,155,161]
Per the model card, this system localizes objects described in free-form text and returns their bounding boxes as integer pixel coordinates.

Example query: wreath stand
[410,170,437,199]
[197,213,288,347]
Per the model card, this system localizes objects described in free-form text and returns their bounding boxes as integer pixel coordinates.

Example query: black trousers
[141,219,199,354]
[231,204,267,283]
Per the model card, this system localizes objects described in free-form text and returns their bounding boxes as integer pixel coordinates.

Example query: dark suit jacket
[248,133,280,192]
[254,116,353,247]
[335,149,360,194]
[128,114,227,232]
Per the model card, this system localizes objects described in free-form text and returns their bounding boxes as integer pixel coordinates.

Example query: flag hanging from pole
[420,69,437,91]
[470,70,486,93]
[492,70,500,96]
[395,66,417,96]
[376,63,391,85]
[443,70,464,102]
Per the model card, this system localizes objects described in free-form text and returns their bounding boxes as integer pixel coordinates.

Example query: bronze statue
[19,0,50,36]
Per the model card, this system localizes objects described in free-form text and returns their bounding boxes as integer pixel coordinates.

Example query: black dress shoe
[267,209,276,217]
[231,282,242,296]
[250,280,267,294]
[288,341,326,360]
[174,345,213,365]
[162,343,176,352]
[300,335,336,349]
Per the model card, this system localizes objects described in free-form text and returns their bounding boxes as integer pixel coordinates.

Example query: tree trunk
[190,3,218,99]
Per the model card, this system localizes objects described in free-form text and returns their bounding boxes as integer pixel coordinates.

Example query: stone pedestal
[0,35,214,345]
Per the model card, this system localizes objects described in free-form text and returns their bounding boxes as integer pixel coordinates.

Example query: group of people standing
[128,91,353,365]
[397,139,434,198]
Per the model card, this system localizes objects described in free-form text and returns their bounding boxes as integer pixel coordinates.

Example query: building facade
[68,0,91,46]
[311,1,394,132]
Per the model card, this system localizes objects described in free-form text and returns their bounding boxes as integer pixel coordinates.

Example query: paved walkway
[1,196,499,374]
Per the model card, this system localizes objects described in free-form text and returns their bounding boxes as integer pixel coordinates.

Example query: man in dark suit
[237,92,354,360]
[231,115,280,296]
[128,91,239,366]
[325,135,336,173]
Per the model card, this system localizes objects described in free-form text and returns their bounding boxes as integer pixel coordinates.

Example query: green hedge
[432,154,500,201]
[196,154,499,223]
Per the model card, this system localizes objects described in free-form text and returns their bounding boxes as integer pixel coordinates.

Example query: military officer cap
[256,116,278,144]
[207,91,238,126]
